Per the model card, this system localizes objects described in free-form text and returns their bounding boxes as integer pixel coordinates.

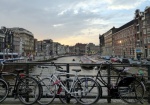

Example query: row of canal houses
[0,27,72,56]
[99,6,150,59]
[0,27,99,57]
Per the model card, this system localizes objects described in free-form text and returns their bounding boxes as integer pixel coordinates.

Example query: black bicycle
[0,62,41,105]
[93,61,145,104]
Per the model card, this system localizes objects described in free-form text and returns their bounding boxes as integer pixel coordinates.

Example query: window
[143,21,146,26]
[148,49,150,56]
[143,29,146,34]
[133,48,134,55]
[148,37,150,43]
[147,27,150,34]
[144,38,147,44]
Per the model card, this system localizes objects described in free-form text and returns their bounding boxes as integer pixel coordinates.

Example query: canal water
[32,56,99,76]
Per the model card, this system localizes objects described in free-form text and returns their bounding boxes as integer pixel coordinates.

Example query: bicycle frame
[95,63,137,89]
[0,72,27,95]
[50,71,80,95]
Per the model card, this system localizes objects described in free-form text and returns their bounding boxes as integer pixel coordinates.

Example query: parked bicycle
[35,63,77,104]
[0,61,41,105]
[37,62,100,105]
[94,61,145,104]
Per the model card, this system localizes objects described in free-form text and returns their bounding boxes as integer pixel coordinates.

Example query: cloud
[106,0,146,10]
[53,24,64,27]
[0,0,149,45]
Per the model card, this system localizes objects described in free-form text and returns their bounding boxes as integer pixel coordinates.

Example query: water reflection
[32,56,98,76]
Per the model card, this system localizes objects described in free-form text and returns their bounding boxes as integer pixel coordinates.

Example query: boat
[80,55,107,70]
[80,56,95,69]
[0,52,24,62]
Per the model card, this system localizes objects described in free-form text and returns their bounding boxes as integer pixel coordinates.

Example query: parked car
[111,57,119,62]
[100,56,106,59]
[122,58,141,64]
[104,56,110,60]
[117,57,123,63]
[141,59,150,64]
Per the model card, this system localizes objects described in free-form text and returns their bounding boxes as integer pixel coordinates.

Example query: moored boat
[80,55,95,69]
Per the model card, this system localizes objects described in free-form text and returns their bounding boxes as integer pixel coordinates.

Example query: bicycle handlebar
[51,62,63,69]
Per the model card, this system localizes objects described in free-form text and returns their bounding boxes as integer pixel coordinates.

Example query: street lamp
[119,40,125,58]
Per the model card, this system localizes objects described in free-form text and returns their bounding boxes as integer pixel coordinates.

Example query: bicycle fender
[118,77,135,86]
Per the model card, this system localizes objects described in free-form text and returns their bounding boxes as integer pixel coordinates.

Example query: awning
[136,49,142,53]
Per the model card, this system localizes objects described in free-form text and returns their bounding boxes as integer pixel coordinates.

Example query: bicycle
[35,63,78,105]
[0,61,41,105]
[94,61,145,104]
[37,62,100,105]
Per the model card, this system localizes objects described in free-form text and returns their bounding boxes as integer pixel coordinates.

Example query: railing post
[147,65,150,103]
[66,64,70,103]
[25,63,29,102]
[107,63,111,103]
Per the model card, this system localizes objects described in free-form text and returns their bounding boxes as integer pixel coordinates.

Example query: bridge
[0,62,150,105]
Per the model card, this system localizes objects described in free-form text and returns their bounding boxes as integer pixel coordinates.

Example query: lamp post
[119,40,125,58]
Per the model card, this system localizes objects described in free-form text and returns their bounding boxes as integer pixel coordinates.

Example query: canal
[32,56,99,76]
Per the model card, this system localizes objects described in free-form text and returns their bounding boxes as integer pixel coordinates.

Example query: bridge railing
[1,62,150,104]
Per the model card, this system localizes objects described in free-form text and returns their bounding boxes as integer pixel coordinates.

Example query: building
[134,9,144,59]
[113,20,135,58]
[99,34,104,55]
[141,7,150,58]
[37,41,43,56]
[75,43,87,55]
[34,39,38,56]
[43,39,53,56]
[102,27,117,56]
[10,27,34,56]
[0,29,5,52]
[85,43,99,54]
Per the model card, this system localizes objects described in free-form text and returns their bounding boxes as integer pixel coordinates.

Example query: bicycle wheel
[17,76,41,105]
[73,78,100,105]
[59,80,77,104]
[0,79,8,103]
[118,79,145,104]
[37,78,56,105]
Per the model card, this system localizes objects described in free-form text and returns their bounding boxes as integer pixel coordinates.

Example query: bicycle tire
[37,78,56,105]
[0,79,8,103]
[73,77,100,105]
[59,80,77,104]
[17,76,41,105]
[118,79,145,104]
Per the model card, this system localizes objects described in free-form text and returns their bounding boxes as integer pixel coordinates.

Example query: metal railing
[1,62,150,104]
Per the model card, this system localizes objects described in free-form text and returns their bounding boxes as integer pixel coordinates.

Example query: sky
[0,0,150,46]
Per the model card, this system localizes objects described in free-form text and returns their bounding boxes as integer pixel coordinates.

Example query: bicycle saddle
[72,69,81,72]
[15,68,25,73]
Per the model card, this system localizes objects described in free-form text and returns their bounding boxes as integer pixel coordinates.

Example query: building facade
[113,20,135,58]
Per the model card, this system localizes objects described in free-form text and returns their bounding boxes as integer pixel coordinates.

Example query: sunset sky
[0,0,150,46]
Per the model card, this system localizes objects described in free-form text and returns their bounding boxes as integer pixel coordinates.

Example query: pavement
[1,98,150,105]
